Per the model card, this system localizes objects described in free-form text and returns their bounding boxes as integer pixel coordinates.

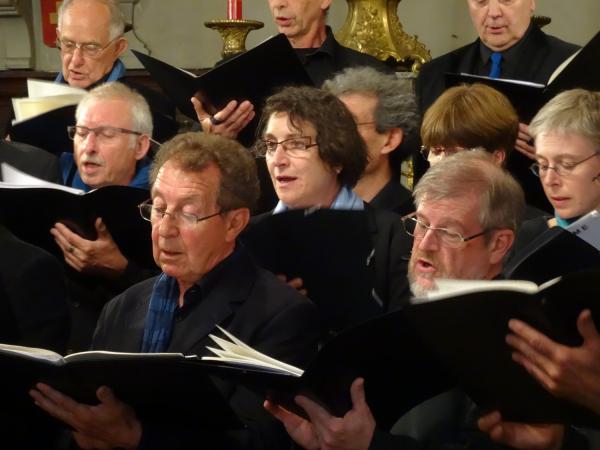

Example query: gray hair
[529,89,600,149]
[323,66,419,137]
[58,0,125,41]
[413,150,525,234]
[76,82,153,138]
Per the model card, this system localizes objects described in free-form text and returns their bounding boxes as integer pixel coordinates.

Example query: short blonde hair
[529,89,600,149]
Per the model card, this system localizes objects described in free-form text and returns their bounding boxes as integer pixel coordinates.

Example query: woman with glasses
[512,89,600,252]
[488,90,600,441]
[248,86,412,332]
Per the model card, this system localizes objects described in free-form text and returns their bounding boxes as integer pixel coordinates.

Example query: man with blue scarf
[55,0,177,141]
[53,81,154,352]
[31,132,319,450]
[55,0,128,90]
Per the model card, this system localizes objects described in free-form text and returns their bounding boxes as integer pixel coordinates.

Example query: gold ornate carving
[336,0,430,72]
[205,19,264,59]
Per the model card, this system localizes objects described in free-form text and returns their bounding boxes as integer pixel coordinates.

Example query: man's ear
[134,135,151,160]
[114,37,128,57]
[321,0,333,11]
[381,128,404,156]
[224,208,250,242]
[488,229,515,265]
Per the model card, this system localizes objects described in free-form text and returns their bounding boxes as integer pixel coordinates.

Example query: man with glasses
[267,151,590,450]
[53,81,154,352]
[55,0,177,141]
[31,132,319,450]
[323,67,418,216]
[55,0,128,89]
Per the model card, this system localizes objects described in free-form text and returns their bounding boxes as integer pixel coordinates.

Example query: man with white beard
[266,152,587,450]
[405,149,522,297]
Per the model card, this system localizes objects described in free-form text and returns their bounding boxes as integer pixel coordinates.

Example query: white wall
[5,0,600,72]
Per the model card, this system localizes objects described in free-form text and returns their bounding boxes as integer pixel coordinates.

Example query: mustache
[79,154,104,166]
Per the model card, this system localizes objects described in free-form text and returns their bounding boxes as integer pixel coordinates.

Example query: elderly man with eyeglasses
[50,81,155,352]
[54,0,176,140]
[31,131,319,450]
[267,151,592,450]
[55,0,128,89]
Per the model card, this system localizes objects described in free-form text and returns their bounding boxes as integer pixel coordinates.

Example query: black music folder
[0,345,240,428]
[445,30,600,122]
[505,226,600,283]
[9,104,75,156]
[241,209,382,335]
[132,33,314,146]
[203,270,600,430]
[0,168,153,267]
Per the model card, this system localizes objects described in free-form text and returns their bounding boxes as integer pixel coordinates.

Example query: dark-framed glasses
[56,35,122,58]
[253,136,317,158]
[401,213,488,248]
[138,200,223,227]
[530,152,600,178]
[68,125,142,141]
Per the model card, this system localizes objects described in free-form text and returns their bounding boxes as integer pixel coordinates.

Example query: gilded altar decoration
[205,19,263,59]
[336,0,430,72]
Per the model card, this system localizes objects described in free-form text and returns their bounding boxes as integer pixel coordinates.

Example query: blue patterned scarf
[141,273,179,353]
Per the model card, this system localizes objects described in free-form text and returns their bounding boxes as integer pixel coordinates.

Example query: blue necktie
[488,52,502,78]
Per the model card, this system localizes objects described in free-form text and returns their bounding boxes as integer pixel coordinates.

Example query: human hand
[51,217,128,278]
[191,97,255,140]
[507,310,600,415]
[514,123,536,160]
[30,383,142,450]
[277,274,308,296]
[265,400,320,450]
[478,410,564,450]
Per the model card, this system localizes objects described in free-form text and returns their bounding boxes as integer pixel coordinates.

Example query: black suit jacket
[416,25,579,115]
[415,26,578,211]
[91,246,319,450]
[0,139,61,183]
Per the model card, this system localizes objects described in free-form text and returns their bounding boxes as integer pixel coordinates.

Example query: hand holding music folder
[242,209,382,335]
[0,343,241,428]
[0,163,154,268]
[201,271,600,430]
[132,34,313,146]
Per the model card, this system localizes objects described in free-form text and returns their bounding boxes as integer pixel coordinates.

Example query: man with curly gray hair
[324,67,418,215]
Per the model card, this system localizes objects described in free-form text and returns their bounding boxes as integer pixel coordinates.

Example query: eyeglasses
[138,200,223,228]
[56,35,122,58]
[254,136,318,158]
[420,145,486,161]
[68,125,142,141]
[401,213,489,248]
[530,152,600,178]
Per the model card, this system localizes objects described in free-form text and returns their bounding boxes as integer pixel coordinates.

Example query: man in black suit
[30,132,319,450]
[415,0,578,208]
[192,0,392,139]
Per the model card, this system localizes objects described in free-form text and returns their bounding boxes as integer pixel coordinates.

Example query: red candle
[227,0,242,19]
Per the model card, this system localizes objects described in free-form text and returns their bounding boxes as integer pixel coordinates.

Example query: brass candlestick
[336,0,430,72]
[205,19,264,59]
